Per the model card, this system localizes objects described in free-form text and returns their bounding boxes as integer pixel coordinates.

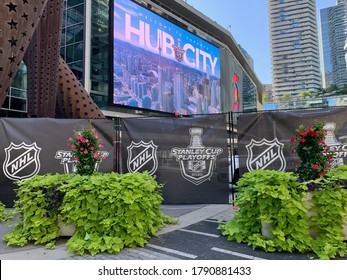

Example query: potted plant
[67,126,105,176]
[3,126,176,255]
[325,165,347,239]
[3,171,175,254]
[3,173,73,248]
[304,176,347,258]
[219,120,347,259]
[290,120,335,181]
[291,119,347,240]
[219,168,347,259]
[219,170,313,254]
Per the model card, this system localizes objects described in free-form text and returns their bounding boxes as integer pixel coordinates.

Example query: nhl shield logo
[246,138,286,171]
[3,142,42,181]
[127,140,158,175]
[177,157,216,185]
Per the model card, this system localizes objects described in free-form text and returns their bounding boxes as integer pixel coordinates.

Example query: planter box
[303,192,318,238]
[261,221,274,240]
[304,192,347,241]
[261,192,347,240]
[58,219,75,236]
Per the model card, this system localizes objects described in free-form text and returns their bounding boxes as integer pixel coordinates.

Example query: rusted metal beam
[0,0,48,107]
[56,56,105,119]
[24,0,63,117]
[1,0,105,119]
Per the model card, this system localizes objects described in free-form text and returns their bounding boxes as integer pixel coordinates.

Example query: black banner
[0,118,115,207]
[237,107,347,176]
[121,114,230,204]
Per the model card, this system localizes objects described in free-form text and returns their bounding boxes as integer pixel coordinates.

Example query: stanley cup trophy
[188,128,206,172]
[324,122,344,167]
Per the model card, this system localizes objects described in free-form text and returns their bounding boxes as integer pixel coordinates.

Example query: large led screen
[113,0,221,114]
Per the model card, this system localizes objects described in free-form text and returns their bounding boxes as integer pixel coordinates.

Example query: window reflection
[1,62,28,116]
[61,0,109,108]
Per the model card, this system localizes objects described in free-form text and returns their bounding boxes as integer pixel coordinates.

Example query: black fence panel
[237,107,347,177]
[0,118,115,207]
[121,114,231,204]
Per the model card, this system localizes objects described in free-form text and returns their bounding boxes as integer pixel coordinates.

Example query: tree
[276,93,292,109]
[298,90,312,99]
[327,84,339,93]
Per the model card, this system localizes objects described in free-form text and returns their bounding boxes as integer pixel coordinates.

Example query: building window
[293,40,300,49]
[279,8,286,21]
[292,20,299,28]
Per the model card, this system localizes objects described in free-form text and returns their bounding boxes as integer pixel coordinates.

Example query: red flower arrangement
[291,120,335,181]
[68,127,105,175]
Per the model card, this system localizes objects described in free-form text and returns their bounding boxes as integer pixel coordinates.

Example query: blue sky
[186,0,337,84]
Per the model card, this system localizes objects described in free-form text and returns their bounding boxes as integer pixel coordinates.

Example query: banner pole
[114,117,122,173]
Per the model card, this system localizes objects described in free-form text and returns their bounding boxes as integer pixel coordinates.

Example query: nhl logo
[171,128,223,185]
[127,140,158,175]
[3,142,42,181]
[54,150,109,174]
[246,138,286,171]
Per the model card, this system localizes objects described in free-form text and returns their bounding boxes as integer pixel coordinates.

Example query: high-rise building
[320,0,347,89]
[268,0,322,97]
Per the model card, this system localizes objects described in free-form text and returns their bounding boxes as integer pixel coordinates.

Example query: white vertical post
[84,0,92,94]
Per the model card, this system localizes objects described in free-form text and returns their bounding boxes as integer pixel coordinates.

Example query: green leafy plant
[0,201,6,222]
[306,176,347,259]
[0,201,15,223]
[3,172,175,255]
[68,126,105,176]
[290,120,335,181]
[60,172,175,255]
[219,169,347,259]
[326,164,347,183]
[219,170,313,254]
[3,173,72,248]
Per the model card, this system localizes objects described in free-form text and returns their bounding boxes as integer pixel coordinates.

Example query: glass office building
[320,0,347,89]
